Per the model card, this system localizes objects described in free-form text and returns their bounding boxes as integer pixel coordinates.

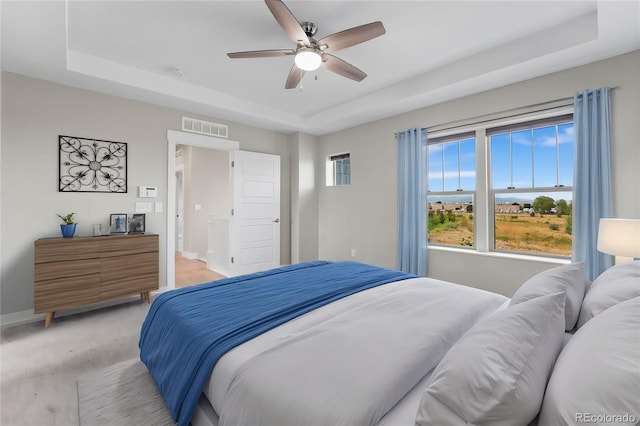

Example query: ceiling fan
[227,0,386,89]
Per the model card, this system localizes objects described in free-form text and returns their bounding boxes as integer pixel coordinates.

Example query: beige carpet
[0,299,151,426]
[77,358,173,426]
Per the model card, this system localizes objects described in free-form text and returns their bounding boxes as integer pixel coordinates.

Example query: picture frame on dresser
[129,214,145,234]
[110,213,127,234]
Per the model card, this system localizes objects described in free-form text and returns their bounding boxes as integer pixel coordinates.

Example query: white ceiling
[2,1,639,135]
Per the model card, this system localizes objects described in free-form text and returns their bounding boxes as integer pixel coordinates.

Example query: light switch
[155,202,163,213]
[194,204,202,211]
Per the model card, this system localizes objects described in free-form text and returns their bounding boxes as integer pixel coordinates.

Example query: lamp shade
[597,218,640,257]
[294,49,322,71]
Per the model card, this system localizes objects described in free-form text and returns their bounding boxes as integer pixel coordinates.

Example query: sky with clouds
[428,123,573,202]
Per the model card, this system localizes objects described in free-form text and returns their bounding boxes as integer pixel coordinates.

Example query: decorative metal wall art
[59,135,127,192]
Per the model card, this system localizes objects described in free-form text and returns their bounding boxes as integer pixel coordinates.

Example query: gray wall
[1,72,291,315]
[318,51,640,297]
[290,132,319,263]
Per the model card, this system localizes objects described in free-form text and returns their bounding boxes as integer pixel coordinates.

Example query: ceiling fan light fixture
[294,48,322,71]
[227,0,386,89]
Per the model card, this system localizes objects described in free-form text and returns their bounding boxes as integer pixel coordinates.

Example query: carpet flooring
[77,358,173,426]
[0,299,152,426]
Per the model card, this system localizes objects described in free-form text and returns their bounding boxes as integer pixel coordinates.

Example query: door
[175,168,184,253]
[229,150,281,276]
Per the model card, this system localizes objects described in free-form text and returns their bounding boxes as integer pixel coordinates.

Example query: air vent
[182,117,228,138]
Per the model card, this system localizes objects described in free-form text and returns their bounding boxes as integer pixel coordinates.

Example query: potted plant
[57,213,77,238]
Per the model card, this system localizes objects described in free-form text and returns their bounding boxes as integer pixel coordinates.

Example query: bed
[139,260,640,426]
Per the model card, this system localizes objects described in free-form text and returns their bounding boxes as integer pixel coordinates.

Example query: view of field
[428,210,572,256]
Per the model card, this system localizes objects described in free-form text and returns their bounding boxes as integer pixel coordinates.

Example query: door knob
[273,218,280,223]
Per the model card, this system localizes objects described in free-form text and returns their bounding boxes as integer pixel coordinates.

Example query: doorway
[174,159,224,288]
[166,130,282,289]
[167,130,240,290]
[173,144,231,287]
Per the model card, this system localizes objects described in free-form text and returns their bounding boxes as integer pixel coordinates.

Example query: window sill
[428,245,571,265]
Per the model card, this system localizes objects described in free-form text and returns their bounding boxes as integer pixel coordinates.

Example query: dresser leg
[141,291,152,304]
[45,311,55,328]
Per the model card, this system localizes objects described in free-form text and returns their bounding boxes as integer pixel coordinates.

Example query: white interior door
[175,168,184,253]
[229,150,281,276]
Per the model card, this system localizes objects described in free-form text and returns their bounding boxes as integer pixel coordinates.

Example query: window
[326,153,351,186]
[489,115,573,256]
[426,110,574,258]
[427,133,476,247]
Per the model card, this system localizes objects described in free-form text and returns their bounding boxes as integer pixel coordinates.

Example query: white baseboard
[0,309,44,327]
[181,251,198,260]
[0,286,172,328]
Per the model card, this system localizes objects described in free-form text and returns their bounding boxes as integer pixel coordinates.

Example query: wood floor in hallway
[175,252,226,288]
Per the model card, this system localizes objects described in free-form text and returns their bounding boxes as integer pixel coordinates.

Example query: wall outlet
[350,249,357,257]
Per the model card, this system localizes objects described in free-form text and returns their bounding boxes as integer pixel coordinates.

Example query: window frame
[426,108,574,259]
[427,132,477,249]
[487,116,573,257]
[326,152,351,187]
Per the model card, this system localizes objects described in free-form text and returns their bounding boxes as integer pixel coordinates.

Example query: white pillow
[415,292,566,426]
[577,260,640,328]
[510,262,588,331]
[539,296,640,425]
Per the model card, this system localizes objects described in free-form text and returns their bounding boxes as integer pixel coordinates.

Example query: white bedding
[200,277,508,426]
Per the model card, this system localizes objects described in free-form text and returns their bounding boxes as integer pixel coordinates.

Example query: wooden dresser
[34,234,159,328]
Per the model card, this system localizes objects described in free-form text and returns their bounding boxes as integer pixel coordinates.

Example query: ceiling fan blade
[265,0,310,47]
[285,64,305,89]
[227,49,295,59]
[317,21,385,53]
[322,54,367,82]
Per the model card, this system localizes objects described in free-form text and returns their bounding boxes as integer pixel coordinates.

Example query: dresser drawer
[100,274,158,300]
[101,234,159,257]
[35,258,100,282]
[101,252,158,281]
[34,275,100,313]
[35,238,99,263]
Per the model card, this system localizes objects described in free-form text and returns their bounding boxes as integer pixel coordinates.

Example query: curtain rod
[393,87,619,136]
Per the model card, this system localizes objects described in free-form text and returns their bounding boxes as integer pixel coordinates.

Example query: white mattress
[191,277,508,426]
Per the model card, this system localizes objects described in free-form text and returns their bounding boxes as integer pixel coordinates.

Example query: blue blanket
[139,261,414,425]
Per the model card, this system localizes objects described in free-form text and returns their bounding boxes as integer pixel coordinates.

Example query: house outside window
[427,110,574,258]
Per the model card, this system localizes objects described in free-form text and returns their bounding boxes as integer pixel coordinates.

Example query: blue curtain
[573,88,614,280]
[396,128,427,276]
